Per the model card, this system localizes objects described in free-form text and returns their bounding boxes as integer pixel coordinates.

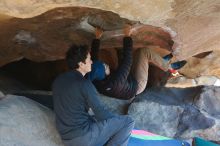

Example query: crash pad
[128,130,190,146]
[193,137,219,146]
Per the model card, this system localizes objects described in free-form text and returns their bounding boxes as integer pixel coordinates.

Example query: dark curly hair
[66,44,90,70]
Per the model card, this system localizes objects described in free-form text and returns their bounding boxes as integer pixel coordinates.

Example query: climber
[87,24,138,99]
[87,24,187,99]
[52,42,135,146]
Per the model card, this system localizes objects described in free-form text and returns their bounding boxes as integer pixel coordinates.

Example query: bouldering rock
[128,86,220,141]
[128,97,184,137]
[195,76,219,86]
[179,51,220,79]
[0,94,64,146]
[194,86,220,117]
[179,115,220,142]
[166,76,197,88]
[0,7,172,67]
[99,94,131,115]
[176,105,215,137]
[135,86,202,105]
[166,75,220,88]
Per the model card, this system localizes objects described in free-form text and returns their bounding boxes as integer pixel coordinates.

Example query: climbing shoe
[163,53,173,61]
[168,69,180,77]
[171,60,187,70]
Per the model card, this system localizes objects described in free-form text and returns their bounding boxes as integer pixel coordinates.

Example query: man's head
[66,45,92,75]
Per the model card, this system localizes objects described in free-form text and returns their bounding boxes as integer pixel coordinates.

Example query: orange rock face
[0,7,172,66]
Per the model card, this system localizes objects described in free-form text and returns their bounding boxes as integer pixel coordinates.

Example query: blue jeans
[63,115,135,146]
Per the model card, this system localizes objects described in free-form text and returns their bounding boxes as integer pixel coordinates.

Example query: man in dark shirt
[52,44,135,146]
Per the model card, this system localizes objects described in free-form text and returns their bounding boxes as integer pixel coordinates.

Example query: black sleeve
[110,37,133,82]
[91,39,100,61]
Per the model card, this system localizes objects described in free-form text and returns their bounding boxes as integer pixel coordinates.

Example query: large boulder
[175,105,215,138]
[0,7,172,67]
[128,86,220,141]
[179,51,220,78]
[166,75,220,88]
[194,86,220,118]
[0,94,64,146]
[98,94,131,115]
[128,98,184,137]
[0,0,220,63]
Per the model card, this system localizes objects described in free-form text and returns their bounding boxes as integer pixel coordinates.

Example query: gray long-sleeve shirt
[52,70,114,140]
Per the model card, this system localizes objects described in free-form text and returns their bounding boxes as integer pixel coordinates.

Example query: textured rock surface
[166,75,220,88]
[0,0,220,58]
[128,99,184,137]
[0,94,64,146]
[180,51,220,78]
[99,94,131,115]
[176,105,215,138]
[128,86,220,141]
[0,0,174,23]
[168,0,220,60]
[0,7,172,67]
[195,86,220,117]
